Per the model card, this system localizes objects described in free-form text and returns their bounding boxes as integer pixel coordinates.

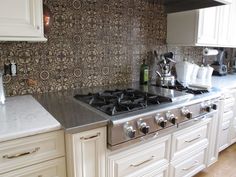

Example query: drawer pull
[185,135,201,143]
[80,132,100,140]
[2,147,40,159]
[223,127,229,131]
[182,160,199,171]
[130,156,155,167]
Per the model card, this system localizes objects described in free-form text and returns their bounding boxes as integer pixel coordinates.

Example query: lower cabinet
[0,130,66,177]
[0,157,66,177]
[169,149,207,177]
[106,135,170,177]
[66,127,106,177]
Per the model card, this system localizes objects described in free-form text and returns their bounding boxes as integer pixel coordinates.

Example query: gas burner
[161,82,209,95]
[74,89,172,116]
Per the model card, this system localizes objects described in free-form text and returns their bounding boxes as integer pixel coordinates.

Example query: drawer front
[223,110,234,122]
[0,130,65,174]
[173,124,208,153]
[224,98,235,111]
[126,163,168,177]
[0,157,66,177]
[170,150,206,177]
[219,120,231,151]
[107,135,170,177]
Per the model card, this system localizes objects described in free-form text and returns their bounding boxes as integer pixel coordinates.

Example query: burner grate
[74,88,172,116]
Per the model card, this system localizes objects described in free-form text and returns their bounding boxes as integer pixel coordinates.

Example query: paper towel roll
[203,48,219,56]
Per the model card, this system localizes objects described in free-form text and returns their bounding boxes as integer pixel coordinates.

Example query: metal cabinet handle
[182,160,199,171]
[223,127,229,131]
[80,132,100,140]
[185,135,201,143]
[2,147,40,159]
[130,156,155,167]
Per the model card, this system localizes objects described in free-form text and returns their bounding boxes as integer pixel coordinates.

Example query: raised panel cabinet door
[66,127,106,177]
[0,0,46,41]
[197,7,220,46]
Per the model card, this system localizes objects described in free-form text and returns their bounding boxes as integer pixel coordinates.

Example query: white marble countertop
[0,95,61,143]
[212,74,236,90]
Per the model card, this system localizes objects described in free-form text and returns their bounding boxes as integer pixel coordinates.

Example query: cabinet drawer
[171,122,208,160]
[219,120,231,151]
[223,110,234,122]
[126,163,168,177]
[0,130,65,174]
[224,97,235,110]
[0,157,66,177]
[170,150,206,177]
[107,135,170,177]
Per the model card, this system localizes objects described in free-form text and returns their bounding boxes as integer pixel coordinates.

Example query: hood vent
[164,0,228,13]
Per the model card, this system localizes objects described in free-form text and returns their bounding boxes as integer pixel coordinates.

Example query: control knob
[212,104,217,110]
[166,111,177,124]
[181,107,193,119]
[155,114,167,128]
[137,119,150,134]
[123,123,136,139]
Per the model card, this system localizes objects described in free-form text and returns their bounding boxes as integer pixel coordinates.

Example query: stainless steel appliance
[74,84,219,150]
[155,52,176,87]
[211,50,228,76]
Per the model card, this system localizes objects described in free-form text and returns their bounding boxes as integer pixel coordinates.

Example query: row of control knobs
[123,103,218,139]
[124,108,193,139]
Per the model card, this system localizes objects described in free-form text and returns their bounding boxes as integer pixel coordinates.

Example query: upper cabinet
[167,0,236,47]
[0,0,46,42]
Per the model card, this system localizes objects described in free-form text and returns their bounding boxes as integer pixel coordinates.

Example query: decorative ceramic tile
[0,0,228,96]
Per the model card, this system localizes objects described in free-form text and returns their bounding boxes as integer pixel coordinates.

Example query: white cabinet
[107,135,170,177]
[167,0,236,47]
[66,127,106,177]
[0,0,46,41]
[0,157,66,177]
[0,130,66,177]
[197,7,220,46]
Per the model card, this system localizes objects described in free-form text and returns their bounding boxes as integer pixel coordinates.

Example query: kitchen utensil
[156,75,175,87]
[0,71,5,104]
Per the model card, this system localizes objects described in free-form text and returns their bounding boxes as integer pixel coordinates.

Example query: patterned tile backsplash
[0,0,213,96]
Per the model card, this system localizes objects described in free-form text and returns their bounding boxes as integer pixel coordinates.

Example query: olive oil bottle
[140,59,149,85]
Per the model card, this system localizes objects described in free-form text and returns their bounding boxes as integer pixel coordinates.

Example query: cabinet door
[0,0,46,41]
[66,127,106,177]
[219,120,231,152]
[197,7,220,46]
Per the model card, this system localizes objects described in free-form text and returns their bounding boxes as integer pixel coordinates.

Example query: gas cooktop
[74,88,172,116]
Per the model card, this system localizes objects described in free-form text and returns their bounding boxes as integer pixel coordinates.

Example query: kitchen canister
[191,63,200,81]
[197,65,208,81]
[175,59,193,84]
[206,65,214,80]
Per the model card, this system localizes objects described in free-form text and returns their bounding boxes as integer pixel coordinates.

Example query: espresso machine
[211,50,228,76]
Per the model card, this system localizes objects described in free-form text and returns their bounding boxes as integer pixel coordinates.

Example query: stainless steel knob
[155,114,167,128]
[137,119,150,135]
[166,111,177,124]
[123,123,136,139]
[181,107,193,119]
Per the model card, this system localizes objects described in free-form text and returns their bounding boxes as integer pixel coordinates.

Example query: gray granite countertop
[34,82,222,134]
[212,74,236,90]
[34,89,109,134]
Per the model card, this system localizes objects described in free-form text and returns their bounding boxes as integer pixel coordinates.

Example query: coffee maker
[211,50,227,76]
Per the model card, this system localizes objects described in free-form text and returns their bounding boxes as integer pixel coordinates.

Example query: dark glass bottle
[140,59,149,85]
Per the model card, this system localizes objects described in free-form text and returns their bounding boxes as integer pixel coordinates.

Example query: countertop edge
[0,124,61,143]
